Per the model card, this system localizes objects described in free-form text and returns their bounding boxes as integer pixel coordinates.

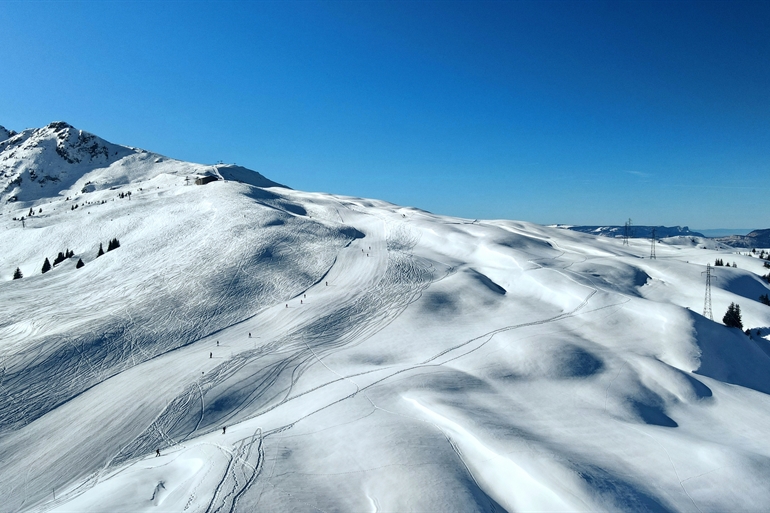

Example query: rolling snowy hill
[2,123,770,513]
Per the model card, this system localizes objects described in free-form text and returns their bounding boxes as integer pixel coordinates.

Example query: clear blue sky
[1,0,768,229]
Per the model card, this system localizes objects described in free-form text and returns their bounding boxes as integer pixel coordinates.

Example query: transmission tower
[649,227,656,259]
[702,263,717,320]
[623,218,632,245]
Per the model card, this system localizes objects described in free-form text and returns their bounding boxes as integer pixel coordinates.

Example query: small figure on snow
[216,341,219,346]
[248,333,251,338]
[156,449,160,457]
[222,426,226,434]
[209,352,212,359]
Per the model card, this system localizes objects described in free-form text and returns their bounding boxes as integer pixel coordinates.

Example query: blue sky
[1,0,767,229]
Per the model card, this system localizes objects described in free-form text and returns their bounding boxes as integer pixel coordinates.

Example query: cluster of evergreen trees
[12,237,121,280]
[96,238,121,257]
[40,249,82,274]
[714,258,737,268]
[723,302,743,329]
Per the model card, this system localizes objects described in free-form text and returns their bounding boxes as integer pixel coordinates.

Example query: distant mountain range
[558,225,704,239]
[713,229,770,248]
[558,225,770,248]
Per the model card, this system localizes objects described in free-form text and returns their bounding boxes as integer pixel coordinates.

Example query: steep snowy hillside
[3,123,770,513]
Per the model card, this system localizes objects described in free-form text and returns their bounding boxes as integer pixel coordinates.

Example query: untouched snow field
[2,124,770,512]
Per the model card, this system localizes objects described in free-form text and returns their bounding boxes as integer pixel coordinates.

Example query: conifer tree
[723,302,743,329]
[13,267,22,280]
[42,258,51,274]
[97,243,104,257]
[53,252,66,266]
[76,258,84,269]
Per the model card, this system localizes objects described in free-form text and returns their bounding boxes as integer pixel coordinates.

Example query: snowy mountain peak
[0,125,16,142]
[0,122,284,204]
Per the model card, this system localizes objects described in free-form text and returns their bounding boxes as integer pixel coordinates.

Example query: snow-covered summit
[0,121,283,204]
[0,125,16,142]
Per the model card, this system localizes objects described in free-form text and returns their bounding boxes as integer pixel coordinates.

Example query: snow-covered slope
[3,123,770,513]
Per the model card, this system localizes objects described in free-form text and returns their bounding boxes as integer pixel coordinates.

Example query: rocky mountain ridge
[0,121,283,205]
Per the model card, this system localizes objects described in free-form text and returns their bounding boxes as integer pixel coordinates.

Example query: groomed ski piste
[2,123,770,512]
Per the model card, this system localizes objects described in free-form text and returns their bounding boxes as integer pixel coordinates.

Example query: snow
[2,123,770,512]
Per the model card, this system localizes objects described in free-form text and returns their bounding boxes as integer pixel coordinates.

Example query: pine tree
[42,258,51,274]
[107,238,120,251]
[760,294,770,306]
[76,258,84,269]
[723,302,743,329]
[12,267,22,280]
[53,252,66,266]
[97,243,104,257]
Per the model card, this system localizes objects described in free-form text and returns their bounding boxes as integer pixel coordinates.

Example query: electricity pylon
[649,227,656,259]
[623,218,632,245]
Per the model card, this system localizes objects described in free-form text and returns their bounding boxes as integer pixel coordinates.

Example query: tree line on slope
[714,258,737,268]
[11,238,121,280]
